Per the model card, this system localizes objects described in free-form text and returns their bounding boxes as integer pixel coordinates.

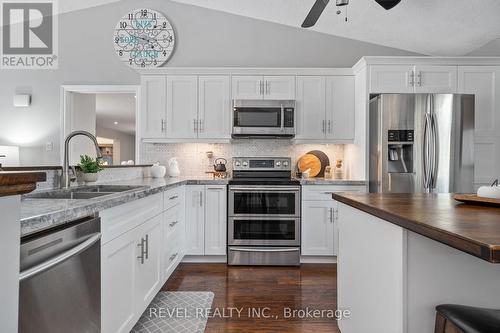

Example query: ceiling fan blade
[374,0,401,10]
[301,0,330,28]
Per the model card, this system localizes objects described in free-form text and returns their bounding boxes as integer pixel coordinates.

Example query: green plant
[78,155,104,174]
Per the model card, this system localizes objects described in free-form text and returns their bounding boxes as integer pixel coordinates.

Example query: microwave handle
[280,103,284,132]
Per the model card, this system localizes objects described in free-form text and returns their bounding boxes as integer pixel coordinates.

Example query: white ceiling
[169,0,500,56]
[95,93,136,135]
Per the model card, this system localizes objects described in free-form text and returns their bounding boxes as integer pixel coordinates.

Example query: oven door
[228,216,300,246]
[228,185,300,218]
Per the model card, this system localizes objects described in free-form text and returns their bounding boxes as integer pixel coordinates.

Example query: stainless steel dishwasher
[19,215,101,333]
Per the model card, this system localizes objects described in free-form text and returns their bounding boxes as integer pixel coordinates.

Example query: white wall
[0,0,418,166]
[69,93,97,165]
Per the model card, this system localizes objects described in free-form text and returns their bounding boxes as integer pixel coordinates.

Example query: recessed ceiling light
[114,121,118,125]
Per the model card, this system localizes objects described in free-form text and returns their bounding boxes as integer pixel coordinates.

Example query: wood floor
[162,263,339,333]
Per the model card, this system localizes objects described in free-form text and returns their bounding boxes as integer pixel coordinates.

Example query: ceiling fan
[301,0,401,28]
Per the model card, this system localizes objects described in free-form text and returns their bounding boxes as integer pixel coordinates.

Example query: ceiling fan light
[336,0,349,6]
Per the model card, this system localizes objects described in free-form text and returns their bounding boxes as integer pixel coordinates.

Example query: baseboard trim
[182,255,227,263]
[300,256,337,264]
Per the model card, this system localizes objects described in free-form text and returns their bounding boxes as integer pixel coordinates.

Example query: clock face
[113,9,175,68]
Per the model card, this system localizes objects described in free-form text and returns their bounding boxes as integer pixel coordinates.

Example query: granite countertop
[332,192,500,263]
[21,176,227,237]
[0,171,46,197]
[298,178,367,185]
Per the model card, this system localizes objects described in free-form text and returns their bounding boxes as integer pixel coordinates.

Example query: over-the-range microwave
[232,100,295,138]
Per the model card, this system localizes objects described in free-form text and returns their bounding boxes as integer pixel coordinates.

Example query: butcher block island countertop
[0,172,46,197]
[332,192,500,263]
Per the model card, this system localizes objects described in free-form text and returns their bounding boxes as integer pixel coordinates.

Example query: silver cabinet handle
[161,119,166,132]
[199,191,203,207]
[169,195,178,200]
[169,221,179,227]
[137,237,146,264]
[409,71,415,87]
[335,208,339,221]
[199,119,204,132]
[19,233,101,281]
[169,252,178,261]
[328,207,333,223]
[328,120,332,133]
[265,81,270,95]
[417,71,422,86]
[193,119,197,132]
[144,234,149,260]
[259,80,264,95]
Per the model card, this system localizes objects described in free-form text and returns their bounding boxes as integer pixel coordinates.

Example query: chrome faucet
[62,131,102,188]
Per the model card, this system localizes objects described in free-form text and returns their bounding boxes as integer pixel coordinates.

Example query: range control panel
[233,157,291,171]
[388,130,414,142]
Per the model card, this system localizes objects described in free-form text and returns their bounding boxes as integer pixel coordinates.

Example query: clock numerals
[119,21,127,29]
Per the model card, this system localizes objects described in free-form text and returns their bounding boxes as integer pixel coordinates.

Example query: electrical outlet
[45,142,53,151]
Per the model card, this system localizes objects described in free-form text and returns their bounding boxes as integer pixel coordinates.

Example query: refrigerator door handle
[422,101,432,191]
[430,110,439,189]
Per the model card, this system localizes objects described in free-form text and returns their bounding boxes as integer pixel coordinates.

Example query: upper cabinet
[370,65,457,93]
[140,75,231,141]
[232,75,295,100]
[296,75,355,142]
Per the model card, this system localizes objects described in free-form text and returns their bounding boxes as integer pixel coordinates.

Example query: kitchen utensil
[214,158,227,172]
[298,154,321,177]
[168,157,180,177]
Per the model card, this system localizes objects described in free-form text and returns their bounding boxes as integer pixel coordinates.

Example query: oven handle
[230,247,300,253]
[230,187,300,192]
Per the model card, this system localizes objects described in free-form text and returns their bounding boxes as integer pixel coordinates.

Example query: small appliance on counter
[167,157,180,177]
[228,157,301,266]
[151,162,167,178]
[213,158,227,172]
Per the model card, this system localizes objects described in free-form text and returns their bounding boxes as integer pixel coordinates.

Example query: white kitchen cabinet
[163,204,184,280]
[458,66,500,186]
[205,185,227,255]
[185,185,205,255]
[414,65,457,93]
[370,65,415,93]
[166,75,198,139]
[296,76,326,140]
[140,76,166,139]
[101,225,138,333]
[135,214,163,313]
[370,65,457,93]
[198,76,231,139]
[296,75,355,142]
[301,201,335,256]
[185,185,227,256]
[326,76,355,141]
[231,75,295,100]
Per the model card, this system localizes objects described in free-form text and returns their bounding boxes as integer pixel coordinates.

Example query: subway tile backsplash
[141,140,344,176]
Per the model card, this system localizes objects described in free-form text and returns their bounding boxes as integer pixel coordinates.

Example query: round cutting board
[298,150,330,178]
[297,154,321,177]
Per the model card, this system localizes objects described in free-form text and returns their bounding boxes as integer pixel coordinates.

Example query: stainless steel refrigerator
[369,94,475,193]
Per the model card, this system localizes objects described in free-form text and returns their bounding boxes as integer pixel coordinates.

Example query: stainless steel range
[228,157,301,266]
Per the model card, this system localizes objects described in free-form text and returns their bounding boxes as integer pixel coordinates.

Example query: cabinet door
[458,66,500,186]
[370,65,415,93]
[166,75,198,139]
[185,186,205,255]
[295,76,326,140]
[414,65,457,93]
[135,214,163,312]
[204,185,227,255]
[326,76,355,141]
[101,229,138,333]
[198,76,231,139]
[301,201,335,256]
[140,76,166,139]
[231,75,263,99]
[264,75,296,100]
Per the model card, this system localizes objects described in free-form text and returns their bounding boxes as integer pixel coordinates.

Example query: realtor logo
[1,0,58,69]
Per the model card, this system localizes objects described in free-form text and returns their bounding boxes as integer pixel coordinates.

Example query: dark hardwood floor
[162,263,339,333]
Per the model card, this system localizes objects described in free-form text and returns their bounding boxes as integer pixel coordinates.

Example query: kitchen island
[332,193,500,333]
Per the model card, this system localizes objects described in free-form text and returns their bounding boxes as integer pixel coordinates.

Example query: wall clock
[113,8,175,68]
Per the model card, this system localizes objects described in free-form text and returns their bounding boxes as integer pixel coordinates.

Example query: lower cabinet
[301,185,366,257]
[185,185,227,256]
[101,213,163,333]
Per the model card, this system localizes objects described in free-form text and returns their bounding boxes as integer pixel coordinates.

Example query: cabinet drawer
[101,193,163,244]
[163,228,183,280]
[164,186,182,211]
[164,205,182,240]
[302,185,367,201]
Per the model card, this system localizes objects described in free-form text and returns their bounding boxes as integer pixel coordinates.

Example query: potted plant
[78,155,103,183]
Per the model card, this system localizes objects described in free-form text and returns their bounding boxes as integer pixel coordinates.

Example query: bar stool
[434,304,500,333]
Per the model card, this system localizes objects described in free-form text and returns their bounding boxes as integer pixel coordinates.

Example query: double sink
[26,185,147,200]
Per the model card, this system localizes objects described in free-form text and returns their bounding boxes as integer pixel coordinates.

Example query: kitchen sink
[25,185,147,200]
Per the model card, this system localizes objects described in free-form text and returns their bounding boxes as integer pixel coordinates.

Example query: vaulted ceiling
[168,0,500,56]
